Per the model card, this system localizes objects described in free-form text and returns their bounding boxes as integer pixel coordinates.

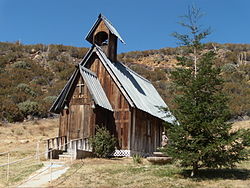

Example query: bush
[17,83,37,97]
[12,61,31,69]
[133,154,142,164]
[221,63,237,73]
[0,98,24,122]
[18,100,39,117]
[90,126,117,158]
[43,96,57,104]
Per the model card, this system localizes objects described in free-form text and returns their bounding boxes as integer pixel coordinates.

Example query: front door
[69,105,84,140]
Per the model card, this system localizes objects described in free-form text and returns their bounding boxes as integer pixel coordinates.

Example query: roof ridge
[100,14,115,29]
[95,46,151,83]
[85,14,125,44]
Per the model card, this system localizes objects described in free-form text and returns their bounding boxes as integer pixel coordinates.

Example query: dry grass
[0,118,59,186]
[51,158,250,188]
[51,120,250,188]
[0,119,249,187]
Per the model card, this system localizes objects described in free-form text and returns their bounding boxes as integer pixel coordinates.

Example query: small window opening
[94,31,109,46]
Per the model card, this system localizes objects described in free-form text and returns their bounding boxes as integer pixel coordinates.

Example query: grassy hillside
[0,42,249,123]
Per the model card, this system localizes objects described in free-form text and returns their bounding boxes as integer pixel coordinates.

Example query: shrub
[1,99,24,122]
[12,61,31,69]
[90,126,117,158]
[17,83,37,97]
[221,63,237,73]
[43,96,57,104]
[18,100,39,117]
[133,154,142,164]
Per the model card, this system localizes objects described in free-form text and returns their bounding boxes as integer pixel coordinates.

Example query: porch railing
[70,137,92,153]
[47,136,67,151]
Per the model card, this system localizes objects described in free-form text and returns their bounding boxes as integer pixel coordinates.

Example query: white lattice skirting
[112,150,151,157]
[112,150,131,157]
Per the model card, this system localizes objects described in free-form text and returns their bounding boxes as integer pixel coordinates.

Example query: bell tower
[85,14,125,62]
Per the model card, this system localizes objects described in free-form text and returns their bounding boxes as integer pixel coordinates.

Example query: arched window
[94,31,108,46]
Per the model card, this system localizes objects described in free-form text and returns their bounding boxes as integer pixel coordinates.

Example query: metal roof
[50,69,78,113]
[85,14,125,44]
[50,44,175,123]
[95,46,176,124]
[80,66,113,111]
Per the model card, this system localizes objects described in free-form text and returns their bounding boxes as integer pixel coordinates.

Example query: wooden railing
[70,137,92,153]
[47,136,67,151]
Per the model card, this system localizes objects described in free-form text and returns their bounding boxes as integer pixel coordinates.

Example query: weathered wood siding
[130,109,163,154]
[93,20,117,62]
[59,109,69,137]
[58,74,95,140]
[86,58,130,149]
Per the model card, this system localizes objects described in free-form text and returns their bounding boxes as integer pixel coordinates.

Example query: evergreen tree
[166,6,247,176]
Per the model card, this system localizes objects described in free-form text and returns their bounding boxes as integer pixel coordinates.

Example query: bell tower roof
[85,14,125,45]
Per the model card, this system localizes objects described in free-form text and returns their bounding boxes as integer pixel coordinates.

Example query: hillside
[0,42,249,123]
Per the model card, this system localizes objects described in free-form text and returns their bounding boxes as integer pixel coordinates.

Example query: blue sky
[1,0,250,53]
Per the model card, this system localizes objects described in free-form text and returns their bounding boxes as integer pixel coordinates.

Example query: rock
[243,116,250,120]
[20,140,29,144]
[147,156,172,165]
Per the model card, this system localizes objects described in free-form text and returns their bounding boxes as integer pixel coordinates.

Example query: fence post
[6,152,10,182]
[36,141,40,162]
[50,148,52,185]
[47,139,50,159]
[65,136,67,152]
[70,141,73,164]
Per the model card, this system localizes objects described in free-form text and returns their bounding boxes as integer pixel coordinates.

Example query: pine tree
[166,6,247,176]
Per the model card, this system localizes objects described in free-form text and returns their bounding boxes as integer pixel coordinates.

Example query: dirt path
[17,161,69,188]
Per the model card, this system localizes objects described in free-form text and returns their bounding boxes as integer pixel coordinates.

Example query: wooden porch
[46,136,93,160]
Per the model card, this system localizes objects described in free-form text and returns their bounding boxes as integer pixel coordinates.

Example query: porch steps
[147,152,172,165]
[58,152,73,161]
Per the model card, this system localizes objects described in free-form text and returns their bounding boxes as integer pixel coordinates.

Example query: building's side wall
[86,58,131,149]
[130,109,164,154]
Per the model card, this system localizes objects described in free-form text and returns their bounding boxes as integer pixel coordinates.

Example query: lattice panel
[111,150,152,157]
[112,150,131,157]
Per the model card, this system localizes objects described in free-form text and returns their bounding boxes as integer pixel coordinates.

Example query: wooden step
[153,152,168,157]
[59,153,73,160]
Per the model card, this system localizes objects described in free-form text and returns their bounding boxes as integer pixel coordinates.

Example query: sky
[1,0,250,53]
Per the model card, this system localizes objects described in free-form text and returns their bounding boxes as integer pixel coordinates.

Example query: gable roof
[50,69,78,113]
[80,66,113,111]
[92,46,175,124]
[77,46,174,123]
[50,58,113,113]
[85,14,125,44]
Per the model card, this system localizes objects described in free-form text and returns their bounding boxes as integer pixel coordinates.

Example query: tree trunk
[194,47,197,78]
[191,162,198,177]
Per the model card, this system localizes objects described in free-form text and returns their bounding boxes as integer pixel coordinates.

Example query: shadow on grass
[181,168,250,180]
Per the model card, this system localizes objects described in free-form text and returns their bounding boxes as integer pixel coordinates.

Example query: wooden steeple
[85,14,125,62]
